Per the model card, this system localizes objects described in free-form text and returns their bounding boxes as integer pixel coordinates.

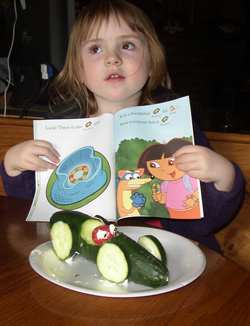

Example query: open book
[27,96,204,222]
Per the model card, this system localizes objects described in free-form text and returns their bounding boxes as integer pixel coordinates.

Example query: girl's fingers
[4,140,60,177]
[34,140,60,155]
[32,142,60,163]
[22,157,58,172]
[175,161,201,173]
[173,145,195,158]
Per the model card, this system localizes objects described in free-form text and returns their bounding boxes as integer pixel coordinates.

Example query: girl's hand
[173,145,236,192]
[4,140,60,177]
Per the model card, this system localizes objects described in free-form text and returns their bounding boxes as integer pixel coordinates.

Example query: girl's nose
[105,51,122,66]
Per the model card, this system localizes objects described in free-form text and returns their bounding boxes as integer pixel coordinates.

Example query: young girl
[0,0,244,252]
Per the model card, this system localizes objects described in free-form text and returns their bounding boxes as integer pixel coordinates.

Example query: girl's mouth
[106,73,124,81]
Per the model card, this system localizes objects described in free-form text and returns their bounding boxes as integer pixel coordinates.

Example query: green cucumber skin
[77,238,101,263]
[107,233,169,288]
[50,211,93,229]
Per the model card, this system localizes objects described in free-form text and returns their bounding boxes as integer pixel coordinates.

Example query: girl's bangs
[80,5,144,42]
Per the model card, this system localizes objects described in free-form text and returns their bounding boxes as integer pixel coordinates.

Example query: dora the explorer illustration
[137,138,201,219]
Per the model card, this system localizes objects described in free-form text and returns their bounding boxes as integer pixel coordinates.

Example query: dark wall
[1,0,249,131]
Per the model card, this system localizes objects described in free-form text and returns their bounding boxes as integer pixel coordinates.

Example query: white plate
[29,226,206,298]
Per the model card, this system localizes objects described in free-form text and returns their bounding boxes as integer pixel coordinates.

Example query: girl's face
[81,15,152,116]
[146,154,185,181]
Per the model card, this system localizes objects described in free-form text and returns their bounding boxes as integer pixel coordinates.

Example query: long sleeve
[0,161,35,200]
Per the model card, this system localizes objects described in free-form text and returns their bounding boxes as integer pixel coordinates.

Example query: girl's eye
[89,44,102,54]
[150,161,160,168]
[122,42,135,50]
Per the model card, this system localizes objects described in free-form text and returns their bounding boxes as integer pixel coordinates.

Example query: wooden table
[1,196,250,326]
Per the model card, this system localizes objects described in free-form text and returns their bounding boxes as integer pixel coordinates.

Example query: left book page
[26,114,116,222]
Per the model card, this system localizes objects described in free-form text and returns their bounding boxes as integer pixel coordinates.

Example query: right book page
[114,96,204,220]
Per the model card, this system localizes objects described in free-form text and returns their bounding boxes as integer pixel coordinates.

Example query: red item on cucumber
[92,224,117,245]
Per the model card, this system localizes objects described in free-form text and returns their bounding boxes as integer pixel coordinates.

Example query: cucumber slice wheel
[80,219,103,245]
[50,221,78,260]
[138,235,167,265]
[97,242,129,284]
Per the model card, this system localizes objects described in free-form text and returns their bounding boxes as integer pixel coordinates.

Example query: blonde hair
[49,0,171,118]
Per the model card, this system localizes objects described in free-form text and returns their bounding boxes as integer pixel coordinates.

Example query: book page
[114,96,204,220]
[27,114,116,222]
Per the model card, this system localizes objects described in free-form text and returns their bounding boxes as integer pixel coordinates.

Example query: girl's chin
[97,96,140,110]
